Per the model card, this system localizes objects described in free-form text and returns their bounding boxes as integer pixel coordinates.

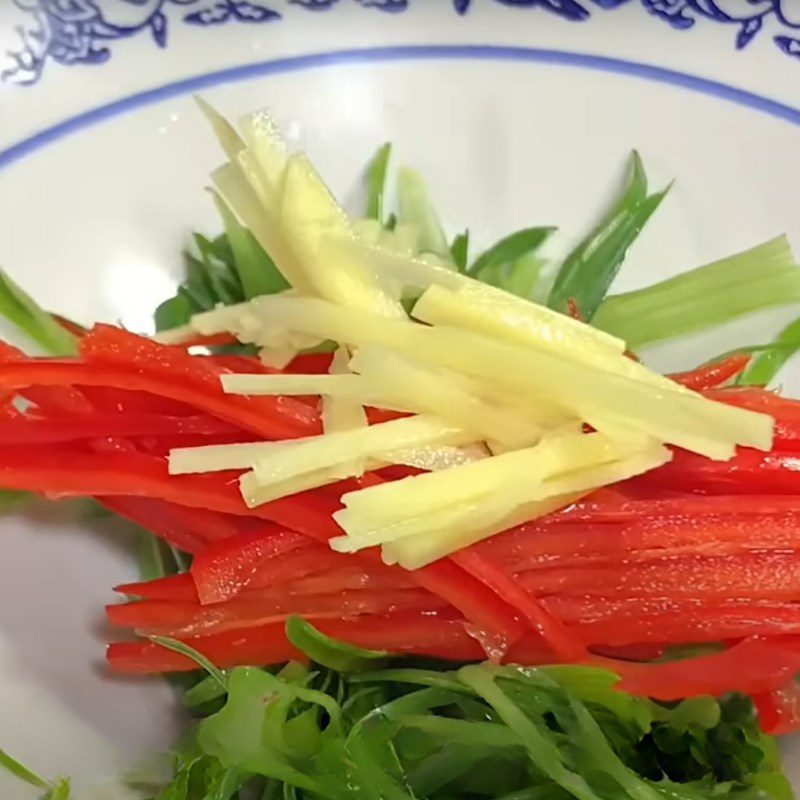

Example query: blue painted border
[1,44,799,171]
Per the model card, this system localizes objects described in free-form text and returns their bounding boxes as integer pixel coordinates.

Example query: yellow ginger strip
[412,284,698,398]
[377,445,669,569]
[199,295,770,458]
[337,431,639,531]
[221,373,361,396]
[222,349,551,447]
[322,346,368,478]
[250,415,475,491]
[169,441,289,475]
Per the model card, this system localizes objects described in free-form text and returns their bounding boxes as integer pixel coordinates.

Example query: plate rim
[2,44,800,173]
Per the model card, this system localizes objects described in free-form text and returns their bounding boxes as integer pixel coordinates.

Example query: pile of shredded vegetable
[3,102,800,799]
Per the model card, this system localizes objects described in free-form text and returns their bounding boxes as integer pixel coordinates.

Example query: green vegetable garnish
[0,276,79,511]
[450,230,470,272]
[0,748,70,799]
[153,292,195,334]
[127,622,790,799]
[148,636,228,691]
[197,666,347,797]
[155,194,288,332]
[48,781,71,800]
[0,489,31,513]
[135,530,182,583]
[0,748,51,791]
[0,268,77,355]
[183,674,229,710]
[191,232,241,306]
[155,245,239,332]
[285,615,389,672]
[469,227,554,300]
[469,227,554,280]
[703,343,800,367]
[397,167,452,261]
[365,143,393,224]
[548,152,669,321]
[737,315,800,387]
[212,191,290,300]
[593,236,800,348]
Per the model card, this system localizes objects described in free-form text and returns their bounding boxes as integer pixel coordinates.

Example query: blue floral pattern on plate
[3,0,800,85]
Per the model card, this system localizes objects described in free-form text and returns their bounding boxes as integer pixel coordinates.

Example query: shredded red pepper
[669,354,752,390]
[189,526,311,604]
[566,298,582,321]
[0,359,318,440]
[754,679,800,735]
[107,611,553,674]
[452,549,586,662]
[606,637,800,701]
[2,330,800,719]
[116,573,199,603]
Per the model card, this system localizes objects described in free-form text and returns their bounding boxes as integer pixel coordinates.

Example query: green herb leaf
[147,648,790,799]
[155,193,292,333]
[198,667,348,798]
[181,251,225,310]
[168,546,192,574]
[594,236,799,348]
[47,778,71,800]
[450,231,470,272]
[548,152,668,321]
[737,316,800,386]
[539,665,651,732]
[365,143,392,223]
[154,759,194,800]
[148,636,227,690]
[469,227,555,279]
[0,748,51,790]
[350,668,467,694]
[192,233,241,305]
[184,674,229,709]
[285,616,389,672]
[345,715,414,800]
[0,269,78,355]
[458,665,607,800]
[203,766,248,800]
[136,531,180,583]
[0,489,31,513]
[397,168,452,261]
[499,252,546,301]
[702,344,791,368]
[212,191,290,299]
[155,293,195,333]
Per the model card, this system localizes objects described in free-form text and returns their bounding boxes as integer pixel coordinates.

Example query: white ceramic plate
[1,1,800,795]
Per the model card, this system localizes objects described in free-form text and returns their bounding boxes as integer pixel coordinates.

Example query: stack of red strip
[2,330,800,733]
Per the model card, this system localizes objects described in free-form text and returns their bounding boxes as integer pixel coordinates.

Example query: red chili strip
[754,679,800,735]
[107,611,552,674]
[0,413,239,444]
[106,587,444,638]
[115,574,199,603]
[543,596,800,645]
[629,447,800,495]
[452,549,586,662]
[0,360,318,440]
[516,552,800,602]
[605,636,800,701]
[669,354,751,390]
[190,526,310,604]
[482,512,800,573]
